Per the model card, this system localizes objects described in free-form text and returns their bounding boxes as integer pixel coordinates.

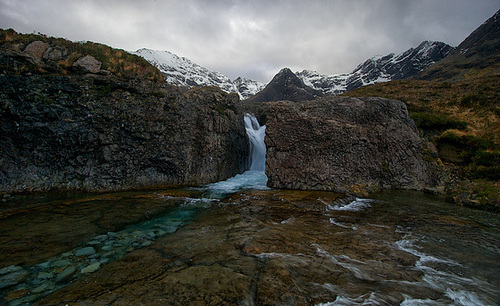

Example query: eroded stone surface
[264,97,438,194]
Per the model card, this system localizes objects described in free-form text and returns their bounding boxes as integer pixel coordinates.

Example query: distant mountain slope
[296,41,454,95]
[133,48,264,99]
[245,68,323,102]
[233,77,266,100]
[417,9,500,81]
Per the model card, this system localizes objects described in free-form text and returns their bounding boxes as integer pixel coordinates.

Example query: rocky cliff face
[264,97,437,194]
[0,71,248,193]
[0,32,249,193]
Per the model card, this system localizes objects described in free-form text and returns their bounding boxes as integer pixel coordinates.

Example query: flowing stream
[0,115,499,305]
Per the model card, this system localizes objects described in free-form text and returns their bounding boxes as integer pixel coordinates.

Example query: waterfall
[202,113,268,197]
[244,113,266,171]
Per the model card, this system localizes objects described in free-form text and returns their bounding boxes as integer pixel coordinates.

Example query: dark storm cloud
[0,0,498,82]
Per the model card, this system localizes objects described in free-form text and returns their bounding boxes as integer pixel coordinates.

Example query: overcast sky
[0,0,498,82]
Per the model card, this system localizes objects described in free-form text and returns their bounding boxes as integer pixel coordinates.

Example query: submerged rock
[55,266,77,283]
[264,96,438,194]
[75,247,96,257]
[81,262,101,274]
[0,267,28,289]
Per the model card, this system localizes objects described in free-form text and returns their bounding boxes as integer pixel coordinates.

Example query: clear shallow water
[0,188,499,305]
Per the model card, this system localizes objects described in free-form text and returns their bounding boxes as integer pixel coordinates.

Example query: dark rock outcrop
[245,68,322,102]
[264,96,438,194]
[0,74,248,193]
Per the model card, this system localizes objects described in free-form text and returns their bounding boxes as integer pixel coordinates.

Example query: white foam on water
[313,244,376,281]
[204,170,269,196]
[395,235,495,305]
[317,292,386,306]
[329,218,357,230]
[327,198,373,212]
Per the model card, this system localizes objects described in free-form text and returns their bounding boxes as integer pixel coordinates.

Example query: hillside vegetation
[343,73,499,209]
[0,28,163,81]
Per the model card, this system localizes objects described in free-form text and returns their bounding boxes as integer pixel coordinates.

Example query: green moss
[410,112,467,131]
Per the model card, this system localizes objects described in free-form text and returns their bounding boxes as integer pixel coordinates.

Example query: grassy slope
[0,28,163,81]
[343,69,499,209]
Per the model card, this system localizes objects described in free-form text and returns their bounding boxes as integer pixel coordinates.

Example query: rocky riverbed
[1,188,498,305]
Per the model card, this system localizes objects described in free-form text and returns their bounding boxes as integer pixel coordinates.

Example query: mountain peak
[245,68,322,102]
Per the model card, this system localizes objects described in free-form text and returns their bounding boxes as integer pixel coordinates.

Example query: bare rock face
[264,96,436,194]
[72,55,102,73]
[0,75,248,193]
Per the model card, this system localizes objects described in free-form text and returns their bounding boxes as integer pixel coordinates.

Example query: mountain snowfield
[132,48,264,99]
[296,41,454,95]
[133,40,453,99]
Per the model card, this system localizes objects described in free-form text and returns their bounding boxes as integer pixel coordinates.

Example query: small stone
[87,240,102,246]
[75,246,96,257]
[37,271,54,280]
[81,262,100,274]
[52,259,71,267]
[61,252,73,258]
[131,231,143,237]
[0,269,29,289]
[107,231,118,237]
[93,234,108,241]
[101,245,113,252]
[147,231,156,239]
[31,282,55,293]
[56,266,77,283]
[99,258,109,264]
[141,241,154,247]
[0,265,23,275]
[36,261,52,269]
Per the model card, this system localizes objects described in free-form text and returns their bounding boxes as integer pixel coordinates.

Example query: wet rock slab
[38,190,434,305]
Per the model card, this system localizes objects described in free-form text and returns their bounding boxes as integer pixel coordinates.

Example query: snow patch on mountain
[297,41,454,95]
[133,48,264,99]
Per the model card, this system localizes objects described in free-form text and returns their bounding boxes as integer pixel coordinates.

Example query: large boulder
[0,75,248,193]
[72,55,102,73]
[264,96,437,194]
[23,41,49,64]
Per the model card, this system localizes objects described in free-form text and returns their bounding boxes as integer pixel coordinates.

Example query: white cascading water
[244,113,266,171]
[204,113,268,196]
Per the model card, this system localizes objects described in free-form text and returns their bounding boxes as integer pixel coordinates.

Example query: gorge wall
[263,96,439,195]
[0,74,248,193]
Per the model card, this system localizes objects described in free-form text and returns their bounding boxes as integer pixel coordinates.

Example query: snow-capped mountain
[233,77,266,100]
[297,41,454,95]
[132,48,264,99]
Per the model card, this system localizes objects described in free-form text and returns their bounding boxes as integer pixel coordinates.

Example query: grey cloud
[0,0,498,82]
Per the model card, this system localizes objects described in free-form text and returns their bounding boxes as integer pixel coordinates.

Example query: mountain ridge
[133,48,265,99]
[296,40,454,95]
